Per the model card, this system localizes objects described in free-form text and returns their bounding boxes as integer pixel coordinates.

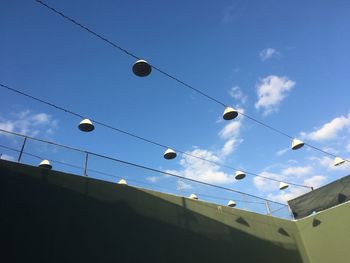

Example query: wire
[0,144,42,160]
[34,0,226,107]
[0,128,286,205]
[0,82,313,189]
[0,143,269,207]
[33,0,349,164]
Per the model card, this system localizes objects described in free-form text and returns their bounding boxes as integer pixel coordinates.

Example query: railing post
[265,200,271,215]
[17,136,27,162]
[84,152,89,176]
[178,179,183,194]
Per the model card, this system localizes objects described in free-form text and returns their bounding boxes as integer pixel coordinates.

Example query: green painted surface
[0,160,348,262]
[296,201,350,263]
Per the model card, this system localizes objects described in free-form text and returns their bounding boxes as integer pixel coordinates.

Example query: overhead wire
[0,128,286,205]
[33,0,349,164]
[0,143,266,206]
[0,82,312,189]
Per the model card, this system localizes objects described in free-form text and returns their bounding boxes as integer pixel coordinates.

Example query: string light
[33,0,349,164]
[0,129,287,205]
[0,82,316,189]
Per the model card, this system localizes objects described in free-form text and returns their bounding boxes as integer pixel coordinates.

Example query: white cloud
[146,176,160,183]
[229,86,247,104]
[218,106,244,139]
[267,187,309,203]
[0,122,15,133]
[276,147,289,156]
[300,113,350,141]
[32,113,51,124]
[255,75,295,115]
[259,48,280,61]
[347,144,350,152]
[219,121,241,140]
[310,156,350,171]
[167,149,233,185]
[281,166,313,177]
[253,172,280,192]
[0,110,58,138]
[217,107,244,157]
[220,138,237,157]
[0,154,15,161]
[253,164,316,203]
[168,105,245,185]
[177,180,192,190]
[321,147,339,155]
[304,175,326,188]
[268,175,326,203]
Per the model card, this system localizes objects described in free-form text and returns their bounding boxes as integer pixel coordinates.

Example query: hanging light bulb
[118,179,127,185]
[223,106,238,120]
[334,157,345,166]
[235,170,246,180]
[279,182,289,190]
[132,59,152,77]
[291,138,304,150]
[163,148,177,160]
[38,159,52,170]
[189,194,198,200]
[227,200,236,207]
[78,119,95,132]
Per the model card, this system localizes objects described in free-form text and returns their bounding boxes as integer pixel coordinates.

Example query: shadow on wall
[0,160,303,263]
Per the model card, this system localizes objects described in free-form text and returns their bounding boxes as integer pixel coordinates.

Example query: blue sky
[1,0,350,206]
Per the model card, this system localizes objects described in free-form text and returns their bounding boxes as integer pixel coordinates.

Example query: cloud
[300,113,350,141]
[229,86,247,104]
[177,180,192,190]
[276,147,289,156]
[252,166,312,193]
[267,187,309,203]
[166,149,233,185]
[253,164,316,202]
[347,144,350,152]
[304,175,326,188]
[253,172,280,192]
[259,48,280,61]
[0,110,58,138]
[0,122,15,132]
[168,105,245,186]
[218,106,244,139]
[219,121,241,140]
[146,176,160,183]
[267,175,326,203]
[281,166,313,177]
[218,107,244,157]
[255,75,295,115]
[310,156,350,171]
[220,138,243,158]
[0,154,15,161]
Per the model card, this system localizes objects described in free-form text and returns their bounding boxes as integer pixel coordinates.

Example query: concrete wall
[0,159,348,262]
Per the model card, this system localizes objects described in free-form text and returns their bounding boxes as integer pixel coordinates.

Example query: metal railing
[0,128,293,219]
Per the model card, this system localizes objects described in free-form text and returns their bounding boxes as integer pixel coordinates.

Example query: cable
[0,128,286,205]
[0,144,42,160]
[34,0,225,107]
[0,143,268,206]
[0,82,314,189]
[33,0,349,165]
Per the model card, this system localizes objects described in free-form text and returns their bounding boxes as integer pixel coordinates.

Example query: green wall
[0,159,348,262]
[295,201,350,262]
